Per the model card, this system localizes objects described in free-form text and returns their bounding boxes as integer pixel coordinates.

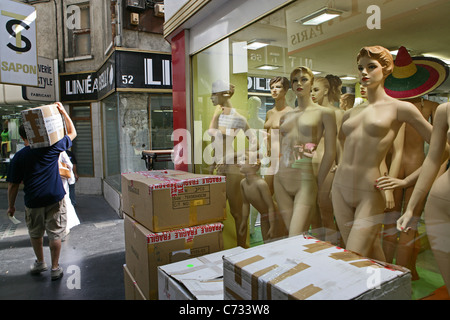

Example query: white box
[158,246,246,300]
[223,235,411,300]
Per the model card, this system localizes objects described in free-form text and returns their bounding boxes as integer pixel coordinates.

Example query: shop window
[70,104,94,177]
[191,0,450,298]
[66,2,91,58]
[102,93,121,190]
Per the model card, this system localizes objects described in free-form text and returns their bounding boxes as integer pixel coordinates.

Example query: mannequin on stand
[310,75,343,243]
[332,46,432,261]
[396,102,450,295]
[208,80,255,247]
[274,67,336,237]
[375,46,449,279]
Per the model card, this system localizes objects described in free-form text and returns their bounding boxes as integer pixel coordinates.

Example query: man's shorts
[25,200,67,241]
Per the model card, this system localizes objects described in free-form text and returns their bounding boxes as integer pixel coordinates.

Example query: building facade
[0,0,172,215]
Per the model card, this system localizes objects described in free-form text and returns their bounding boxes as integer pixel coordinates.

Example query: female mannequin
[239,155,277,243]
[311,75,343,243]
[380,97,439,279]
[332,46,432,261]
[396,102,450,295]
[264,76,293,196]
[208,80,255,247]
[274,67,336,237]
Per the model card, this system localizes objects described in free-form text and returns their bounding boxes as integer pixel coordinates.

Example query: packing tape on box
[225,287,244,300]
[234,255,264,286]
[303,241,334,253]
[267,262,311,300]
[289,284,323,300]
[251,264,279,300]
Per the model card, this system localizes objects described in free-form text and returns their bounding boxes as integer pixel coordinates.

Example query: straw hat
[385,46,449,99]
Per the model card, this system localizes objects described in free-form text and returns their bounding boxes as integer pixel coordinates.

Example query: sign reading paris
[0,0,38,86]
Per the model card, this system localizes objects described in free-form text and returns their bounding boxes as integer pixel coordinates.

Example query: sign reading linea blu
[59,51,172,102]
[0,0,38,87]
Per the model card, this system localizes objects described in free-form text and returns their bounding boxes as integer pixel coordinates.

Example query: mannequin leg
[226,169,246,247]
[289,179,317,237]
[424,194,450,296]
[331,183,355,247]
[274,174,294,232]
[346,192,386,261]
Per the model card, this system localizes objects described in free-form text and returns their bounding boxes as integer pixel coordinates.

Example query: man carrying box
[6,103,77,281]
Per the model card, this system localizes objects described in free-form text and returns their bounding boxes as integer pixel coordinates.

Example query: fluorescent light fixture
[340,76,356,80]
[389,50,399,56]
[256,65,280,71]
[297,7,344,25]
[312,70,322,75]
[246,40,269,50]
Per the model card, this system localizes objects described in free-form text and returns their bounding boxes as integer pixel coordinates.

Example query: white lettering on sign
[144,58,172,86]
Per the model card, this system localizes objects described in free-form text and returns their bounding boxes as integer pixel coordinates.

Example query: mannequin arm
[397,103,449,232]
[240,181,250,237]
[317,110,337,189]
[260,182,276,238]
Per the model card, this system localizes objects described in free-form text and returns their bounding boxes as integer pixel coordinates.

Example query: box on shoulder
[158,246,246,300]
[124,214,224,300]
[21,103,65,149]
[223,235,411,300]
[121,170,227,232]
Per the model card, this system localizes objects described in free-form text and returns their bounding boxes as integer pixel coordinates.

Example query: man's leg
[30,237,44,262]
[49,239,62,270]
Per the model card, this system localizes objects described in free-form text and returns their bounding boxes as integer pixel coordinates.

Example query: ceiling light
[256,65,280,71]
[340,76,356,80]
[297,7,344,25]
[312,71,321,75]
[246,40,269,50]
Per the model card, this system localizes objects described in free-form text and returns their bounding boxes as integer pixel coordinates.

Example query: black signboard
[59,50,172,102]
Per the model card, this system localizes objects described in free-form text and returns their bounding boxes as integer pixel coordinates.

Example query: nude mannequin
[380,97,439,280]
[239,156,278,244]
[340,93,355,111]
[264,76,293,196]
[274,67,336,237]
[208,81,255,247]
[332,46,432,261]
[396,102,450,295]
[310,75,343,243]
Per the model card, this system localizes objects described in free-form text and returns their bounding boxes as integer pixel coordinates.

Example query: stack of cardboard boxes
[122,170,228,300]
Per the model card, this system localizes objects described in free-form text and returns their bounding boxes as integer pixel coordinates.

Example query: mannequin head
[270,76,290,100]
[290,66,314,98]
[311,75,342,105]
[357,46,394,79]
[211,81,235,106]
[339,93,355,111]
[247,96,262,115]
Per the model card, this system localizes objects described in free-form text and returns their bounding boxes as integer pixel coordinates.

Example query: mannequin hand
[266,225,275,239]
[396,211,419,232]
[375,175,407,190]
[384,189,395,210]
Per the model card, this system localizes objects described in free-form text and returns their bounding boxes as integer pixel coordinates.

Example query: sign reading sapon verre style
[0,0,38,86]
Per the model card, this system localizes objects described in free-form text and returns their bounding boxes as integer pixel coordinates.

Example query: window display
[190,0,450,299]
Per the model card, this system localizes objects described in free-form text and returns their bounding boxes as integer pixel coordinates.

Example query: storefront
[59,48,173,209]
[0,56,59,180]
[163,0,450,299]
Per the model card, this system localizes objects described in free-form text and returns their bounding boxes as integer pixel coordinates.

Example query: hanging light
[297,7,344,25]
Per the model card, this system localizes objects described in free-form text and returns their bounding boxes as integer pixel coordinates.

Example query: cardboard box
[123,264,146,300]
[21,103,65,149]
[124,214,224,300]
[122,170,227,232]
[223,235,411,300]
[158,246,246,300]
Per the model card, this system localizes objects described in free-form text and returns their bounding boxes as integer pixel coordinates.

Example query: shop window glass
[103,93,121,190]
[70,104,94,177]
[191,0,450,298]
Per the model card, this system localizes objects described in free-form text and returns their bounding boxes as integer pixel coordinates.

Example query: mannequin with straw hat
[376,46,449,279]
[332,46,433,261]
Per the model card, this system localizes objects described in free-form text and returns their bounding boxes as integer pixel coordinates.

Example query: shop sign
[0,0,38,86]
[22,56,57,101]
[59,51,172,102]
[116,51,172,89]
[248,76,271,93]
[59,52,115,102]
